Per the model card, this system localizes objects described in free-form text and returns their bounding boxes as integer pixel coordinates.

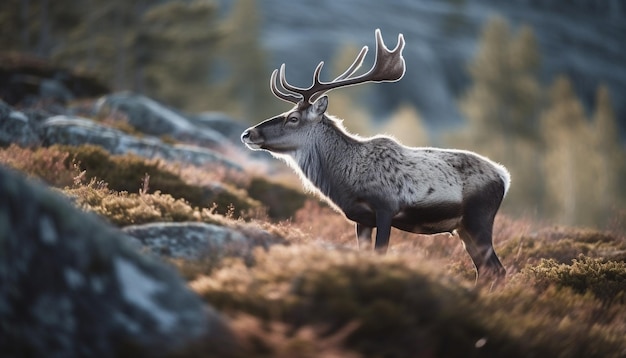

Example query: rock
[123,222,283,261]
[190,112,250,144]
[122,222,251,259]
[39,115,243,171]
[95,92,230,149]
[0,166,236,357]
[0,100,40,147]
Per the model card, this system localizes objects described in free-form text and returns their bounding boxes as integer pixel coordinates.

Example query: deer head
[242,29,406,153]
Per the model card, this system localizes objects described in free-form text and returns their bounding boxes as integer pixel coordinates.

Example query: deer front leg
[356,223,373,250]
[374,210,393,253]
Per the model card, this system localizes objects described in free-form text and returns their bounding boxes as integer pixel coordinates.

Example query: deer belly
[392,202,462,234]
[344,201,377,227]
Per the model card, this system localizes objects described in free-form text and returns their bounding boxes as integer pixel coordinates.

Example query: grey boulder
[0,165,236,357]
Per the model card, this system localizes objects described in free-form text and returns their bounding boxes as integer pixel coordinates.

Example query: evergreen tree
[540,76,600,226]
[460,17,541,143]
[52,0,144,89]
[591,85,625,225]
[218,0,278,120]
[454,16,543,216]
[137,0,221,111]
[327,43,375,136]
[0,0,84,56]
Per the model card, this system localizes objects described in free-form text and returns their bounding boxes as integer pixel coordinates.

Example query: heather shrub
[497,225,626,270]
[190,243,626,357]
[64,180,223,226]
[519,256,626,305]
[0,144,78,186]
[190,245,488,358]
[61,144,261,216]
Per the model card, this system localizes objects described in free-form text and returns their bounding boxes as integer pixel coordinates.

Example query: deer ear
[311,96,328,116]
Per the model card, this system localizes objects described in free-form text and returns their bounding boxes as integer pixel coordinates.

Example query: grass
[1,142,625,357]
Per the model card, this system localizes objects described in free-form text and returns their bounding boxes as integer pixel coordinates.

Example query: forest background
[1,0,624,230]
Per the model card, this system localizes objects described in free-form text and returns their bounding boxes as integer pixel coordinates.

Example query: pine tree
[51,0,148,90]
[460,17,541,144]
[455,16,543,216]
[591,85,625,226]
[218,0,278,120]
[540,76,600,226]
[327,43,375,136]
[136,0,221,111]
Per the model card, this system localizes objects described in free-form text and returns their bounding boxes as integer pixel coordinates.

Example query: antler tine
[270,68,302,104]
[268,29,406,106]
[332,46,369,81]
[308,29,406,103]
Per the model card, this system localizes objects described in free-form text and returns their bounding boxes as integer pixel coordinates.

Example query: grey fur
[242,103,510,285]
[241,30,510,286]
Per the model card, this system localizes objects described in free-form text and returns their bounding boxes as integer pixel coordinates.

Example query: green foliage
[454,15,625,229]
[2,0,275,115]
[136,0,221,111]
[217,0,279,121]
[521,256,626,305]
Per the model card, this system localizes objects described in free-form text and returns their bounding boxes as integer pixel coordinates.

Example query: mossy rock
[59,144,260,215]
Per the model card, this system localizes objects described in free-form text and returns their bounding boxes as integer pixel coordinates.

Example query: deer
[241,29,510,286]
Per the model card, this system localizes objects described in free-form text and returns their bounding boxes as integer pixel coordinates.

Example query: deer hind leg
[356,223,373,250]
[457,183,506,288]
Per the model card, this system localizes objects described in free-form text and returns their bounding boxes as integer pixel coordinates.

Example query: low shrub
[497,225,626,271]
[0,144,78,187]
[61,144,261,216]
[64,179,224,226]
[190,243,626,357]
[519,255,626,305]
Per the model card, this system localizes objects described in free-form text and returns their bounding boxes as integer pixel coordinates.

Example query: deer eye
[287,116,299,123]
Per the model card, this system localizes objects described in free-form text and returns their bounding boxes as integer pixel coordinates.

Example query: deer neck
[293,116,362,199]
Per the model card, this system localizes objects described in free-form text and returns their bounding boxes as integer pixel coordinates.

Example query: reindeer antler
[270,29,406,105]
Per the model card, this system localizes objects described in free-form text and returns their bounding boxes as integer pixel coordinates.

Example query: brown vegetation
[1,139,625,357]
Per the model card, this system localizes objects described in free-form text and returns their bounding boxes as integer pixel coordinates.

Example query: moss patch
[60,144,260,216]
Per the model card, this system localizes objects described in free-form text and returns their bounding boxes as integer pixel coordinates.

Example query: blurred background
[0,0,624,229]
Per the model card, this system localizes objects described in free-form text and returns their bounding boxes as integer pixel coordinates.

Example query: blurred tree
[0,0,84,56]
[459,16,541,143]
[454,16,543,216]
[380,103,429,147]
[136,0,221,111]
[52,0,147,90]
[591,85,625,225]
[327,43,375,136]
[540,76,601,226]
[3,0,277,116]
[217,0,278,121]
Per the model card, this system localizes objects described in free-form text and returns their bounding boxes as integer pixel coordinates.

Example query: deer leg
[356,223,373,250]
[374,210,393,253]
[457,227,504,285]
[458,187,506,288]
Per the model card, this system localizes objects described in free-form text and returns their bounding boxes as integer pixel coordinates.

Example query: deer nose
[241,128,259,143]
[241,130,251,142]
